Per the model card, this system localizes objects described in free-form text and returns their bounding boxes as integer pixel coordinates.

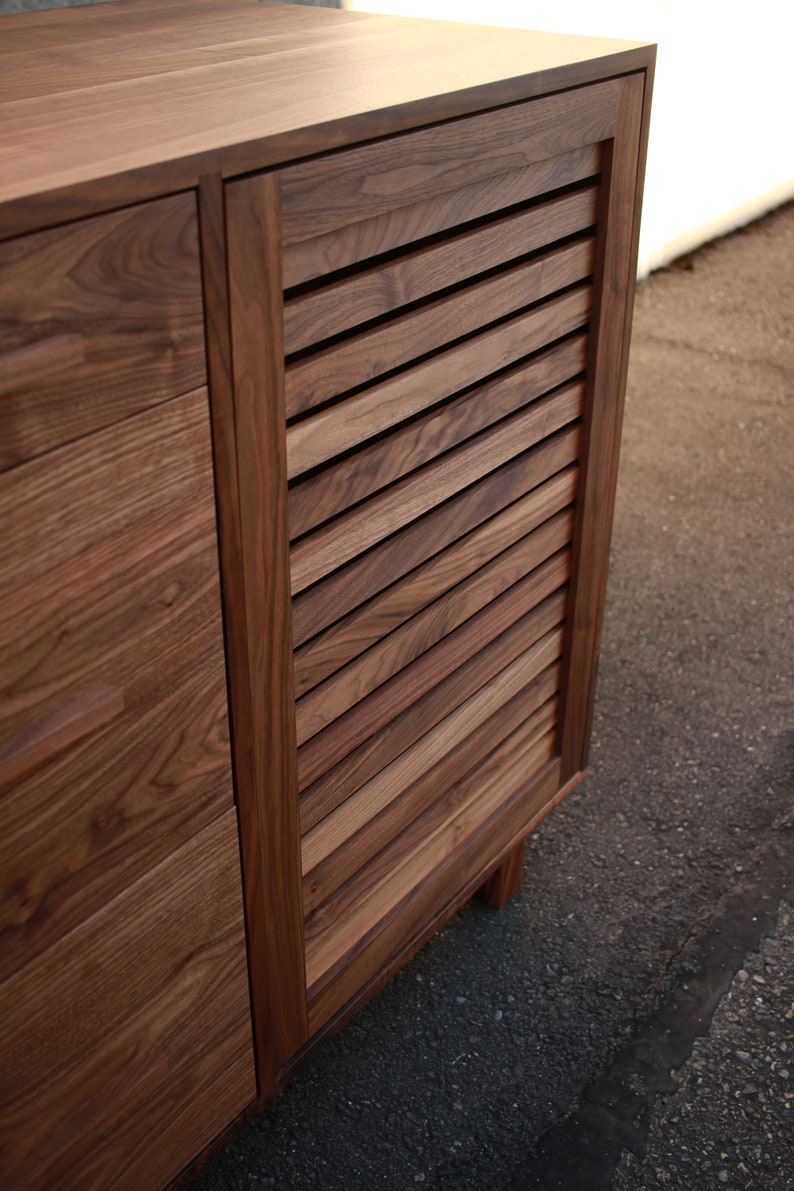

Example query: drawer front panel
[274,96,607,1028]
[0,193,205,471]
[0,811,256,1191]
[0,389,233,980]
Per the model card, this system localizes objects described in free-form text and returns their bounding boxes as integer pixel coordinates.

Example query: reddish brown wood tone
[293,468,578,699]
[277,79,620,243]
[0,0,652,239]
[282,144,601,289]
[285,287,591,481]
[288,335,587,542]
[0,390,236,981]
[0,682,124,790]
[479,842,528,909]
[303,715,557,976]
[0,812,255,1191]
[289,382,584,596]
[0,3,654,1186]
[306,749,564,1029]
[302,683,550,913]
[558,71,651,779]
[280,103,589,1031]
[283,187,598,355]
[0,195,206,471]
[291,424,581,648]
[224,173,309,1088]
[284,239,593,418]
[300,644,565,840]
[295,515,573,747]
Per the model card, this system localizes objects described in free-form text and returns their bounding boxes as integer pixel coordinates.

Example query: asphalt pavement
[193,201,793,1191]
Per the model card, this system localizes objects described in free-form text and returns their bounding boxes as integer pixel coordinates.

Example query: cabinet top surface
[0,0,654,230]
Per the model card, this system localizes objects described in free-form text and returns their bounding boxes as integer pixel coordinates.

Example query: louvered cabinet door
[224,71,646,1046]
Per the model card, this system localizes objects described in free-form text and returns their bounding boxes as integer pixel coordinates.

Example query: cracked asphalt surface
[192,202,793,1190]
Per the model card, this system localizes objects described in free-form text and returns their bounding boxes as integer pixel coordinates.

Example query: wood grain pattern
[279,79,619,244]
[290,381,584,595]
[306,751,566,1032]
[0,2,652,239]
[558,72,647,779]
[288,333,586,541]
[292,423,581,647]
[0,2,375,100]
[285,285,590,479]
[283,185,598,353]
[0,682,123,790]
[284,239,594,418]
[304,700,558,951]
[0,333,85,396]
[282,144,600,288]
[299,608,564,834]
[303,680,557,916]
[0,391,234,981]
[224,172,309,1088]
[197,170,272,1099]
[0,811,256,1191]
[0,194,205,471]
[0,3,656,1178]
[295,509,573,745]
[298,579,567,795]
[293,466,577,697]
[307,762,587,1037]
[306,729,559,1018]
[301,624,561,876]
[302,622,563,883]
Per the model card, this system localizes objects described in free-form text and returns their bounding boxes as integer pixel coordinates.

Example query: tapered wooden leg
[478,840,526,908]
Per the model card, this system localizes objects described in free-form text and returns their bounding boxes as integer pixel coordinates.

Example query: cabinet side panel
[224,173,309,1092]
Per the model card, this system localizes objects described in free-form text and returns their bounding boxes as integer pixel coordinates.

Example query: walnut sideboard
[0,2,655,1186]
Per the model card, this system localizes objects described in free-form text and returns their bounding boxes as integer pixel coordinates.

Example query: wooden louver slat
[291,422,581,647]
[299,613,566,834]
[290,381,584,595]
[294,510,573,746]
[293,465,578,698]
[302,673,561,915]
[285,285,590,480]
[301,616,566,880]
[282,184,598,354]
[278,79,618,243]
[305,694,558,934]
[288,332,586,541]
[279,134,606,1035]
[284,237,594,417]
[296,547,570,790]
[304,723,559,1003]
[281,143,601,288]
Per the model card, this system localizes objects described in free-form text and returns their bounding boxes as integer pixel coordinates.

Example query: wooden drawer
[0,193,205,472]
[0,811,256,1191]
[0,389,234,981]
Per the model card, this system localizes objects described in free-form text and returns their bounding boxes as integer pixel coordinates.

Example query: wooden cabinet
[0,2,655,1186]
